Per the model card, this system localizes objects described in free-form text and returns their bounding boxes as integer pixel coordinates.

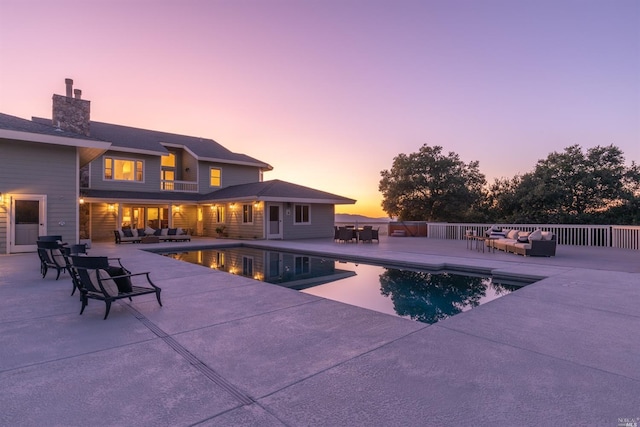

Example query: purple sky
[1,0,638,217]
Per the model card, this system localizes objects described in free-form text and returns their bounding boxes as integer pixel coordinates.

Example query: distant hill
[335,213,391,223]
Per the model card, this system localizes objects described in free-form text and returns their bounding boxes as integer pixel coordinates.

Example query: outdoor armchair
[36,240,67,280]
[70,256,162,320]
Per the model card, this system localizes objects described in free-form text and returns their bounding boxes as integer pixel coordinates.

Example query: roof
[84,179,356,205]
[33,117,272,170]
[203,179,356,204]
[0,113,111,166]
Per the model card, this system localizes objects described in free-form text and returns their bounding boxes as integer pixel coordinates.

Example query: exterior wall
[89,203,119,242]
[224,202,265,239]
[283,203,335,240]
[0,139,78,253]
[171,205,198,234]
[88,151,161,192]
[0,195,7,252]
[198,162,261,193]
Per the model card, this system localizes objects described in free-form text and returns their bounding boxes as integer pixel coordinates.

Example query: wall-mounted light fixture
[173,205,181,213]
[185,167,190,173]
[254,201,260,207]
[107,203,115,212]
[79,196,85,204]
[230,203,236,208]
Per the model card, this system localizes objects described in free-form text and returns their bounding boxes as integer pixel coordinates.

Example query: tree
[508,144,640,223]
[379,144,486,221]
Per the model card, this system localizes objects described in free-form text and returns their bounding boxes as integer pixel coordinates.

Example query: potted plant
[215,225,226,237]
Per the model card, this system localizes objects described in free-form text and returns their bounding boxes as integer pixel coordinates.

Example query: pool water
[162,246,521,325]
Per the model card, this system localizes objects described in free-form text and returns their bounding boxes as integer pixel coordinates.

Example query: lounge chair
[36,240,67,280]
[70,256,162,319]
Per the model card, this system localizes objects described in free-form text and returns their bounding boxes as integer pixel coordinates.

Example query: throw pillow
[168,228,177,235]
[137,228,146,237]
[105,266,133,293]
[95,270,120,297]
[123,229,133,238]
[507,229,519,239]
[160,228,169,236]
[541,231,553,241]
[154,228,162,236]
[131,228,138,237]
[177,227,184,235]
[517,235,530,243]
[145,226,155,236]
[528,229,543,241]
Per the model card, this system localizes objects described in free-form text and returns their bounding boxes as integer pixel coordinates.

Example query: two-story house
[0,79,355,253]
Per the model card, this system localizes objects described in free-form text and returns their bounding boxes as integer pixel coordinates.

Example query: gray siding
[283,204,335,240]
[198,162,261,193]
[89,203,119,242]
[0,139,78,253]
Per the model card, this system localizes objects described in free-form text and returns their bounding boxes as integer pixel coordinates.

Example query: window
[294,204,310,224]
[242,204,253,223]
[242,257,254,277]
[294,256,310,275]
[104,157,144,182]
[161,152,176,167]
[214,206,225,223]
[210,168,221,187]
[161,152,176,190]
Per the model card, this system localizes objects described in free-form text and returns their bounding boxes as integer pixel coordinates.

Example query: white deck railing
[423,222,640,250]
[160,180,198,192]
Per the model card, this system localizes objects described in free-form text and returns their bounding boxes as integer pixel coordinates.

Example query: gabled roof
[32,117,272,170]
[0,113,111,166]
[84,179,356,205]
[203,179,356,205]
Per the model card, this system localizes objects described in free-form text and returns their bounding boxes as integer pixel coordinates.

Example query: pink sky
[1,0,638,218]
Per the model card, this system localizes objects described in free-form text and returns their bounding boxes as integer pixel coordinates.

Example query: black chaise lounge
[70,256,162,319]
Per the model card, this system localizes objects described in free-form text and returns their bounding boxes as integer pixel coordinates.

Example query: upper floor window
[104,157,143,182]
[161,152,176,167]
[210,168,221,187]
[294,204,310,224]
[242,204,253,224]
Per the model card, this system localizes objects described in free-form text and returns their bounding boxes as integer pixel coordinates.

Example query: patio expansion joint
[124,305,255,406]
[256,323,431,401]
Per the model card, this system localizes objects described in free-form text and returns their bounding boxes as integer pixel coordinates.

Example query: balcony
[160,180,198,192]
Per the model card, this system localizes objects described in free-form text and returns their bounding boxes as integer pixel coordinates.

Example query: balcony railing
[422,222,640,250]
[160,180,198,192]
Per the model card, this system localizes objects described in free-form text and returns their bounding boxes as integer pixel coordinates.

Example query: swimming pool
[161,245,524,324]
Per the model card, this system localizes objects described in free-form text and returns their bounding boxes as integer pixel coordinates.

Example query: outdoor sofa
[114,227,191,244]
[486,228,557,257]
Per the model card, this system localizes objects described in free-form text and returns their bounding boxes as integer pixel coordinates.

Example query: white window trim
[293,204,311,225]
[103,155,145,183]
[209,167,222,188]
[242,204,254,224]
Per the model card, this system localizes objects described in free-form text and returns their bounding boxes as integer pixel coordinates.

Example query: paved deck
[1,237,638,426]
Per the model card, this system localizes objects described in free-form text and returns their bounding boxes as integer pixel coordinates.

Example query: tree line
[379,144,640,225]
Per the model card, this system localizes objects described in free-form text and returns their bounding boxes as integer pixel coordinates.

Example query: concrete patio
[1,236,638,426]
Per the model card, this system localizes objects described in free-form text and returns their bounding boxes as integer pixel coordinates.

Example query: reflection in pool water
[162,246,522,324]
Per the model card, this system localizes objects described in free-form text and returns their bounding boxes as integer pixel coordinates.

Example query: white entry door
[266,203,283,239]
[10,195,47,253]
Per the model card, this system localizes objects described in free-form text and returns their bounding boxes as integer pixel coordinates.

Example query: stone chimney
[52,78,91,136]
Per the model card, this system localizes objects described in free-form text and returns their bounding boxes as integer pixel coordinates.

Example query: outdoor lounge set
[484,227,557,257]
[114,227,191,244]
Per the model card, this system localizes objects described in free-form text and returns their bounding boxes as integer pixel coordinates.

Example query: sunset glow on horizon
[1,0,638,218]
